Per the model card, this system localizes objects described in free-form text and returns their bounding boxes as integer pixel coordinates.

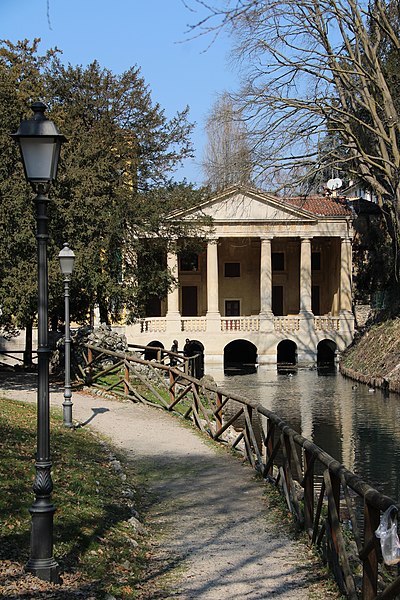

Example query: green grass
[0,397,150,599]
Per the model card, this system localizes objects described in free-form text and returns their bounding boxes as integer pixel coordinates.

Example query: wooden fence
[78,342,400,600]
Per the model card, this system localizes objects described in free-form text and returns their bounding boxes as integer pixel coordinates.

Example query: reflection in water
[207,366,400,502]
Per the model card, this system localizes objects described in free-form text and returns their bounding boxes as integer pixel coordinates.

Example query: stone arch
[277,340,298,367]
[144,340,164,361]
[185,339,205,379]
[317,339,337,367]
[224,339,258,374]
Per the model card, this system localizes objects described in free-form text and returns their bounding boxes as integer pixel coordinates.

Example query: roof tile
[284,195,351,216]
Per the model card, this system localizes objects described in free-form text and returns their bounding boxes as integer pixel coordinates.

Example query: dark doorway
[272,286,284,315]
[184,339,204,379]
[224,339,258,374]
[182,286,198,316]
[144,340,164,361]
[312,285,320,315]
[277,340,297,370]
[317,339,337,370]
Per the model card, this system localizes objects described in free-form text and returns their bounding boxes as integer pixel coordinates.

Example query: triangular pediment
[172,186,317,223]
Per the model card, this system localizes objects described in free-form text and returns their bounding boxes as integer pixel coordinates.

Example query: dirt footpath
[0,373,334,599]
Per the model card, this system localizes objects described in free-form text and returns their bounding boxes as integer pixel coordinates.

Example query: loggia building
[125,185,355,371]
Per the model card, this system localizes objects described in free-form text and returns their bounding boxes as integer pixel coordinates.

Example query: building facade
[125,186,355,370]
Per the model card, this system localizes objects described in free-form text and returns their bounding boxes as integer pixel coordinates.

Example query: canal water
[207,366,400,503]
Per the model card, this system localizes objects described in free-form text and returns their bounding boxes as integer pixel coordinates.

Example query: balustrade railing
[274,316,301,332]
[80,342,400,600]
[314,316,341,331]
[140,318,167,333]
[181,317,207,332]
[139,314,343,335]
[220,317,260,331]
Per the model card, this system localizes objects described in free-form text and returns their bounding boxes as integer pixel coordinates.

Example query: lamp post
[12,102,66,583]
[58,243,75,428]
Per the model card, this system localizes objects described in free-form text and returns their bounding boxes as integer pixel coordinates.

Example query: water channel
[206,366,400,503]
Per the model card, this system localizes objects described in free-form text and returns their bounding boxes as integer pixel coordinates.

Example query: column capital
[167,240,179,253]
[260,235,273,242]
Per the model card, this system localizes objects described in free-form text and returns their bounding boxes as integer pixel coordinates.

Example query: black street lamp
[58,243,75,428]
[12,101,66,583]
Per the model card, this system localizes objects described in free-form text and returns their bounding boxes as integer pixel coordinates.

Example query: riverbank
[340,317,400,393]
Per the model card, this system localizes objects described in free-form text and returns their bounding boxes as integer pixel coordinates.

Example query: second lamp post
[58,243,75,427]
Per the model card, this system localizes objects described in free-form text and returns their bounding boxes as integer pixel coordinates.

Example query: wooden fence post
[303,449,314,536]
[193,381,200,429]
[328,471,341,557]
[283,433,292,489]
[169,370,176,405]
[216,391,223,431]
[265,420,275,479]
[87,347,93,384]
[362,501,380,600]
[124,362,129,397]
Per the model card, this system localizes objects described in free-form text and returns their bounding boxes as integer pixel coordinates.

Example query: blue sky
[1,0,237,185]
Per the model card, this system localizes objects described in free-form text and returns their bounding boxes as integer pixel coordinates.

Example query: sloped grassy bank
[340,318,400,393]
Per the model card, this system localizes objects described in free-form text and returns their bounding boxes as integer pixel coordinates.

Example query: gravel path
[0,371,329,599]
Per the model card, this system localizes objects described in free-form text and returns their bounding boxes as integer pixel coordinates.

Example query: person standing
[170,339,178,366]
[183,338,191,357]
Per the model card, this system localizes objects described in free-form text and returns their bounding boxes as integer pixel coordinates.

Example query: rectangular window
[272,252,285,271]
[224,262,240,277]
[182,286,198,316]
[225,300,240,316]
[180,252,199,271]
[312,252,321,271]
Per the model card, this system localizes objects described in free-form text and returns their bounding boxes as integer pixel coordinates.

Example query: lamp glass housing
[58,244,75,276]
[18,137,62,183]
[12,101,66,186]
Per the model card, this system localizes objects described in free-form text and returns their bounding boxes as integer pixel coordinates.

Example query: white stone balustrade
[141,318,167,333]
[274,317,301,332]
[220,317,260,332]
[314,316,341,331]
[181,318,207,332]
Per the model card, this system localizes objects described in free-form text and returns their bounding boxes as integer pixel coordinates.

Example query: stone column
[260,237,273,315]
[300,237,313,314]
[166,247,181,333]
[206,239,221,331]
[340,237,352,313]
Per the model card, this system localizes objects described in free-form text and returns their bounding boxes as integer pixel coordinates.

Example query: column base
[165,313,182,334]
[259,312,274,332]
[206,312,221,333]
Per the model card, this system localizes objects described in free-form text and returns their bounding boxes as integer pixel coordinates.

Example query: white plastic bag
[375,505,400,565]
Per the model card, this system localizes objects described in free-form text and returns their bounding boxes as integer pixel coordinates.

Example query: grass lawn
[0,396,154,599]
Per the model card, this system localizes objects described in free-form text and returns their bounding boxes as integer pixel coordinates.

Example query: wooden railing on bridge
[78,342,400,600]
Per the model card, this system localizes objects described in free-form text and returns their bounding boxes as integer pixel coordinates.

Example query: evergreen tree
[0,39,207,347]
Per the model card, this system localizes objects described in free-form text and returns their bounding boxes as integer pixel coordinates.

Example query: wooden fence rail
[78,342,400,600]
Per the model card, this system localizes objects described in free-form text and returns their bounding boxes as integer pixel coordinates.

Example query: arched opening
[277,340,297,372]
[317,339,337,372]
[224,340,258,375]
[144,340,164,361]
[184,339,205,379]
